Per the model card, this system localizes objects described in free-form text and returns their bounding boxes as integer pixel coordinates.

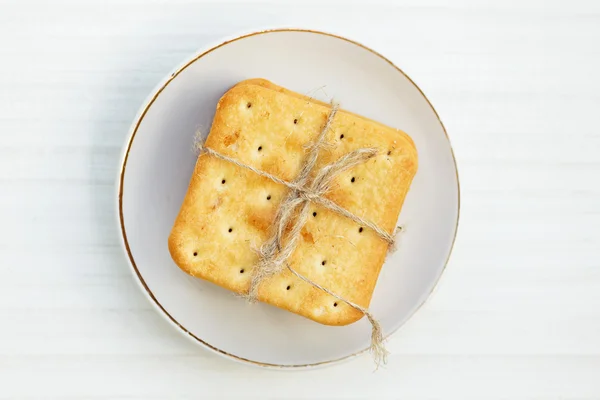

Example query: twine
[196,102,398,367]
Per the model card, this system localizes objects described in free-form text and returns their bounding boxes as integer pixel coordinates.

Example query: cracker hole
[387,150,392,156]
[293,118,298,124]
[193,252,198,257]
[266,195,271,200]
[351,177,356,183]
[333,302,338,307]
[247,102,252,108]
[340,134,344,139]
[221,179,226,184]
[257,146,262,151]
[321,260,326,266]
[228,228,233,233]
[313,212,317,217]
[240,269,245,274]
[359,227,363,233]
[286,285,291,290]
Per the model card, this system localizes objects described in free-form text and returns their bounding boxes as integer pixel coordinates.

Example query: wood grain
[0,0,599,398]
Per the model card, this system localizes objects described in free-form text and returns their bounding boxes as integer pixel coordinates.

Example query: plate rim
[115,27,461,369]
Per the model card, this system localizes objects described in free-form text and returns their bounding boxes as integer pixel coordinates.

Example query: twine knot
[297,189,322,202]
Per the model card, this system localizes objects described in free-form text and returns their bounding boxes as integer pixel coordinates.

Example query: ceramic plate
[117,29,459,368]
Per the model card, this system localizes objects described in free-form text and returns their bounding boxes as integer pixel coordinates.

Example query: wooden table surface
[1,0,599,398]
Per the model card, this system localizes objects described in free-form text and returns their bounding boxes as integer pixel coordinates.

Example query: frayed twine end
[366,312,389,370]
[387,225,404,254]
[193,129,206,153]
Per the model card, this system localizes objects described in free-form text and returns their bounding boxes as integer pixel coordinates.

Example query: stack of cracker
[168,79,418,327]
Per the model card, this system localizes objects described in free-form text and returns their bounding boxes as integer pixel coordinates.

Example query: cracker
[168,79,418,326]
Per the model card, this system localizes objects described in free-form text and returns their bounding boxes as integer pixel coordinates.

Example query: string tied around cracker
[196,145,397,250]
[196,102,397,367]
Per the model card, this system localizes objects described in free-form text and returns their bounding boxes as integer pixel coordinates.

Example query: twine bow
[196,103,399,367]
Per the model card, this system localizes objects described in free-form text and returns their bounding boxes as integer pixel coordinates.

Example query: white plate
[117,29,459,368]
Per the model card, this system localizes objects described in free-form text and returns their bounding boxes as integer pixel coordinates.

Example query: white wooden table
[1,0,599,398]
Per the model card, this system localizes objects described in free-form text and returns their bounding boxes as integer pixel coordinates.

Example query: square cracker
[168,79,418,326]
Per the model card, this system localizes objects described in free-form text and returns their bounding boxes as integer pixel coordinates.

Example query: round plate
[117,28,459,368]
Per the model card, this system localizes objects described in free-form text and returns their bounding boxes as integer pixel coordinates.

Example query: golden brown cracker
[168,79,418,325]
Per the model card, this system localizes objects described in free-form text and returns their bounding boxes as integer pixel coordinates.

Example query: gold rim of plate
[117,28,461,369]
